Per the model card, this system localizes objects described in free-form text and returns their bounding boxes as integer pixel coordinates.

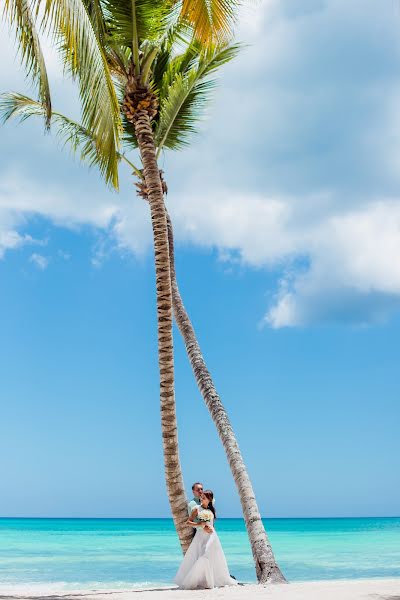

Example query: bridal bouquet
[197,509,214,527]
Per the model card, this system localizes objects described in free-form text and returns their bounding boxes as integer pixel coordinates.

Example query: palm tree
[1,0,286,582]
[1,90,285,586]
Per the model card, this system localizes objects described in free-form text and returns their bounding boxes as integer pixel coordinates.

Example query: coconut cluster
[123,74,158,122]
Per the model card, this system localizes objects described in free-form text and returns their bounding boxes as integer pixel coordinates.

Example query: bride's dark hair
[203,489,216,520]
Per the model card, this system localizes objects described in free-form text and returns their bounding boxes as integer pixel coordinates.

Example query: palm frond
[0,92,120,188]
[151,35,177,94]
[105,45,129,80]
[157,39,201,91]
[155,42,240,153]
[178,0,239,44]
[155,72,212,152]
[3,0,52,127]
[198,42,242,76]
[0,91,44,122]
[102,0,172,49]
[41,0,122,188]
[81,0,107,43]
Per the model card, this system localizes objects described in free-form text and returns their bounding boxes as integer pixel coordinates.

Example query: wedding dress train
[174,527,237,590]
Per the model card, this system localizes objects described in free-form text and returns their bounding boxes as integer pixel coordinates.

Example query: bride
[174,490,238,590]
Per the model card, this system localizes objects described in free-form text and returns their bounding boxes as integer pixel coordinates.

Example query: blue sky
[0,0,399,518]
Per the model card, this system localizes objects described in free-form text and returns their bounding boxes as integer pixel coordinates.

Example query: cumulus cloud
[0,174,119,229]
[264,201,400,327]
[0,169,151,266]
[168,193,295,265]
[168,192,400,327]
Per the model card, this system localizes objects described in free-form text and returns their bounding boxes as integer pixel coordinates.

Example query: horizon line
[0,515,399,520]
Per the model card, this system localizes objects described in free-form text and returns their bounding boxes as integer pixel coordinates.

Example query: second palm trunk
[166,212,286,584]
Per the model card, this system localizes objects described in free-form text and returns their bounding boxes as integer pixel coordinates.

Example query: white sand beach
[2,579,400,600]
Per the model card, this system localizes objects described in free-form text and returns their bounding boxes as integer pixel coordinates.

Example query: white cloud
[0,167,152,266]
[0,208,33,258]
[0,228,29,258]
[0,174,119,229]
[29,253,49,270]
[112,202,153,256]
[168,192,400,327]
[168,192,296,265]
[264,201,400,327]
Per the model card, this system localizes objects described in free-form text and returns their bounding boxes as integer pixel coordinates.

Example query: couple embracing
[174,482,237,590]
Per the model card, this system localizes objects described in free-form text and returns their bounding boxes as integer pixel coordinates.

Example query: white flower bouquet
[197,509,214,528]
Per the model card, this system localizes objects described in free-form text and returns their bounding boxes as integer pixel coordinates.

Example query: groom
[188,481,212,534]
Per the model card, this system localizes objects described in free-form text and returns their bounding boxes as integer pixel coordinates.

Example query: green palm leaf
[155,43,240,153]
[41,0,122,188]
[102,0,172,48]
[81,0,107,43]
[0,92,120,188]
[3,0,52,127]
[155,72,212,152]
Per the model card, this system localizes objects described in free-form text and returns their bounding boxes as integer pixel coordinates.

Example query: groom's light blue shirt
[187,497,201,518]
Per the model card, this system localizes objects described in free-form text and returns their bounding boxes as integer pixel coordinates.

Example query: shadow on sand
[0,592,176,600]
[0,591,175,600]
[0,582,247,600]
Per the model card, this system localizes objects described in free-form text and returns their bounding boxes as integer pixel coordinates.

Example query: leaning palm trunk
[166,212,286,583]
[132,109,192,553]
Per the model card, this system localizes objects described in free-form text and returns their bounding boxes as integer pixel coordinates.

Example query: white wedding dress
[174,509,237,590]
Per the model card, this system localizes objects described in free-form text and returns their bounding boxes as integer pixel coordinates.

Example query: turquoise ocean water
[0,518,399,593]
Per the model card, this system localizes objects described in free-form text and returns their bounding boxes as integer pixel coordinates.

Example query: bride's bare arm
[187,508,201,526]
